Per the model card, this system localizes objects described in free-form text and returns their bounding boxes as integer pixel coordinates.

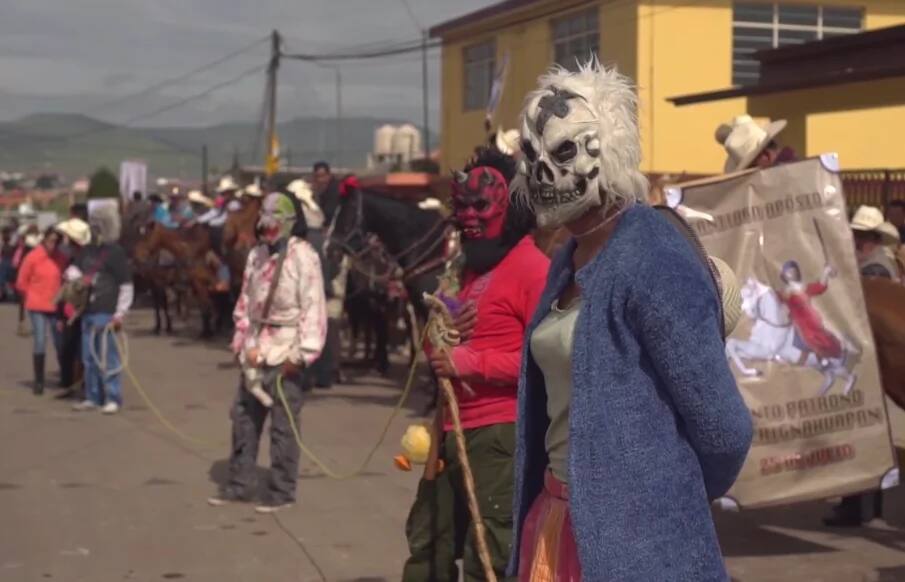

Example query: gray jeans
[226,366,304,504]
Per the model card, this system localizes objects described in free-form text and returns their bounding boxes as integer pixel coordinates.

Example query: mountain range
[0,113,431,183]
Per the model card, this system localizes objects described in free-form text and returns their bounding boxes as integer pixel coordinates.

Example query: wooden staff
[423,294,497,582]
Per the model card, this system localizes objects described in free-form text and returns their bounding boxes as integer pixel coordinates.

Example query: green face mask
[258,192,295,243]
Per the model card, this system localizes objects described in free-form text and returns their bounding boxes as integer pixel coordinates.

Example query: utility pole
[421,30,429,158]
[265,29,281,177]
[335,67,343,165]
[201,144,208,195]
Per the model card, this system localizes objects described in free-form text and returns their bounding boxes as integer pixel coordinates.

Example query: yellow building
[430,0,905,175]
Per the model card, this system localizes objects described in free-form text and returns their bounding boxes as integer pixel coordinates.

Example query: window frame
[462,39,496,112]
[551,6,600,71]
[732,2,864,86]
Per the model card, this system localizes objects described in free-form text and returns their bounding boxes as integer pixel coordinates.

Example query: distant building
[367,124,425,170]
[430,0,905,174]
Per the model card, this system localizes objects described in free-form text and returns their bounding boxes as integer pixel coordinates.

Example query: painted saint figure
[776,260,841,363]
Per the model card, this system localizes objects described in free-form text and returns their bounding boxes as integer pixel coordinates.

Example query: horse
[861,276,905,409]
[725,277,859,396]
[222,196,262,296]
[132,222,220,337]
[328,186,449,374]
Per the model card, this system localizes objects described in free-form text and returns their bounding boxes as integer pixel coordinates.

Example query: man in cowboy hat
[851,205,901,280]
[58,216,133,415]
[716,114,797,173]
[187,190,215,215]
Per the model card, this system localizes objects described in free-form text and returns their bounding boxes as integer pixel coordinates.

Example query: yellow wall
[437,0,905,173]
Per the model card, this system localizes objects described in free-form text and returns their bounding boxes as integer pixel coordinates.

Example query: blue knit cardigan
[509,204,753,581]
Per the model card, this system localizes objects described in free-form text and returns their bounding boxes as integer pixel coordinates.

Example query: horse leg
[162,289,173,334]
[818,370,835,396]
[725,339,762,377]
[152,287,162,335]
[843,371,858,395]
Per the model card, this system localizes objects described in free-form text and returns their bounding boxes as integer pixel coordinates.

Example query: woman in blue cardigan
[508,61,753,581]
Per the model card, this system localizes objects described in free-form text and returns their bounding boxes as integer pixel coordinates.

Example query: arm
[14,251,35,295]
[230,249,255,355]
[290,245,328,367]
[633,252,753,500]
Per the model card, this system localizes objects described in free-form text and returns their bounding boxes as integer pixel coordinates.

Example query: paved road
[1,304,903,582]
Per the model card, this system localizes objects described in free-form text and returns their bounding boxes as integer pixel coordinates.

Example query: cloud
[0,0,495,127]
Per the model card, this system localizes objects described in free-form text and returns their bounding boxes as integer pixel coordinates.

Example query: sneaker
[254,501,294,514]
[101,402,120,415]
[72,400,98,412]
[207,489,249,507]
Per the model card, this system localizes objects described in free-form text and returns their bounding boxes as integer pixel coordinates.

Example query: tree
[87,167,119,199]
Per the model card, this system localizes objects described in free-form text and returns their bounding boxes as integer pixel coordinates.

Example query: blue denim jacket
[510,204,753,581]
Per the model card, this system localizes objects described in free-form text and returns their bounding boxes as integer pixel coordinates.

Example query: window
[733,2,863,85]
[552,7,599,71]
[463,40,495,111]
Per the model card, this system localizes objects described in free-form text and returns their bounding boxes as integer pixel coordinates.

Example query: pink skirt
[518,471,582,581]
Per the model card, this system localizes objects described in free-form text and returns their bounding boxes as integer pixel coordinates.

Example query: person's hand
[453,301,477,342]
[110,317,123,331]
[429,351,457,379]
[281,359,303,377]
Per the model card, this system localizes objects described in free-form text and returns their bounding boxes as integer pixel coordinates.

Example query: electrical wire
[87,35,270,114]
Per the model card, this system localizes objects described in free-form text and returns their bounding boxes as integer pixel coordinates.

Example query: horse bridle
[325,189,452,284]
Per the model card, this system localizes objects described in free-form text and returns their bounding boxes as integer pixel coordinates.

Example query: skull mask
[519,86,602,228]
[450,166,509,240]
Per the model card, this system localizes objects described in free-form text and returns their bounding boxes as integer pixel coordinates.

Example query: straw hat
[187,190,214,208]
[216,175,239,193]
[711,256,743,337]
[286,179,324,228]
[494,128,520,156]
[851,205,900,246]
[715,115,787,173]
[55,218,92,246]
[243,181,263,198]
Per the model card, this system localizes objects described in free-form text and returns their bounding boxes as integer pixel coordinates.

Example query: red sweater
[15,245,63,313]
[445,236,550,431]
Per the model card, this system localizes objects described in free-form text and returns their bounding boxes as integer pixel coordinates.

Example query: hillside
[0,113,429,182]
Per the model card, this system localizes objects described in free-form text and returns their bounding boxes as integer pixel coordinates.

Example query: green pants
[402,422,515,582]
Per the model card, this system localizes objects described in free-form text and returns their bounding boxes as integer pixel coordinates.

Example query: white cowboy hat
[243,181,263,198]
[187,190,214,208]
[494,128,520,157]
[851,205,900,246]
[286,179,324,228]
[878,221,901,246]
[216,175,239,193]
[715,115,787,173]
[418,197,442,210]
[55,218,92,246]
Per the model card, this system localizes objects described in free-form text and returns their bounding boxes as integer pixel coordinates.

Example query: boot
[33,354,45,396]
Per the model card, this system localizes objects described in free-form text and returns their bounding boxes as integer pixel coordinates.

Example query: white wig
[512,59,649,215]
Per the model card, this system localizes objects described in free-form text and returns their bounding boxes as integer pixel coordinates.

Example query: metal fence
[840,169,905,210]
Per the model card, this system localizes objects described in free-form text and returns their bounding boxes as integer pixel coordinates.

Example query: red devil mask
[451,166,509,240]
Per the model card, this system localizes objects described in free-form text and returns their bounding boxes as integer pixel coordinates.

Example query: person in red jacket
[402,147,550,581]
[15,226,65,395]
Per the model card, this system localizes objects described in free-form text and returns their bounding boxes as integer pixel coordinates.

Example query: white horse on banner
[725,278,859,395]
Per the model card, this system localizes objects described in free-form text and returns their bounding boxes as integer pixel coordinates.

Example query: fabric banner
[485,51,510,129]
[667,155,898,509]
[119,160,147,200]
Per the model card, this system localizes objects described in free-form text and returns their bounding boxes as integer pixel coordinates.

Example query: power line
[87,35,269,114]
[398,0,422,32]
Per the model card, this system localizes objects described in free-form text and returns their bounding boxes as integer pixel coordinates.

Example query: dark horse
[328,186,449,373]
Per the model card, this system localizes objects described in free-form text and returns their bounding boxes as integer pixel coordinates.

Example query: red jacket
[16,245,63,313]
[446,236,550,430]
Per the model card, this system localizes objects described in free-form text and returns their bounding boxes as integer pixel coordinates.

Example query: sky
[0,0,497,128]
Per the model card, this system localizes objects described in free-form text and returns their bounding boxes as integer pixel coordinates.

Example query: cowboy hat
[494,128,520,157]
[187,190,214,208]
[243,181,263,198]
[716,115,787,173]
[216,175,239,193]
[286,179,324,228]
[851,205,900,246]
[55,218,92,246]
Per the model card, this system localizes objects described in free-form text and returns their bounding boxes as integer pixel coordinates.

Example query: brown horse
[133,222,219,337]
[862,277,905,410]
[222,196,261,294]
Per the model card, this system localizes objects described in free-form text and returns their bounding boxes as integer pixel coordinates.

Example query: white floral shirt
[231,237,327,367]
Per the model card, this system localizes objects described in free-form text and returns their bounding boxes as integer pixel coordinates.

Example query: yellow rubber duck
[394,424,444,472]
